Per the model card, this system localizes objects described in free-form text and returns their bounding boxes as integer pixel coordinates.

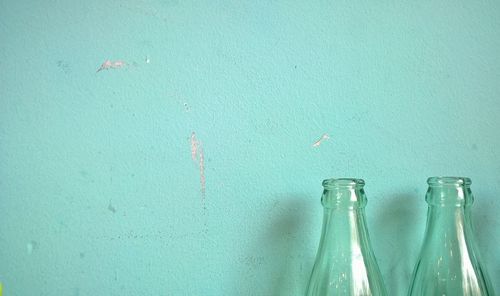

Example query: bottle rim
[427,176,471,186]
[322,178,365,188]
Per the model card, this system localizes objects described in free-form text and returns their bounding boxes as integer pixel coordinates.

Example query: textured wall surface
[1,1,499,295]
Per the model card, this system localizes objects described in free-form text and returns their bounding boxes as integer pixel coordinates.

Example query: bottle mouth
[427,176,471,187]
[322,178,365,189]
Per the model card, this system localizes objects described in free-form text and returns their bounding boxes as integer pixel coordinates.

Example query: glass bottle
[306,178,387,296]
[408,177,495,296]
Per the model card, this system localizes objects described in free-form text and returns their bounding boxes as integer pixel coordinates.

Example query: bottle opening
[427,176,471,187]
[322,178,365,189]
[321,178,367,209]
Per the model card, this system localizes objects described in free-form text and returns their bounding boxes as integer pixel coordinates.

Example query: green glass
[408,177,495,296]
[306,178,387,296]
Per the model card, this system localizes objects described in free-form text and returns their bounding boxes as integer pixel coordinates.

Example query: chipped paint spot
[97,60,127,72]
[145,56,150,64]
[312,133,330,147]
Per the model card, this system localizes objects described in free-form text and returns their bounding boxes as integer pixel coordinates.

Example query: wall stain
[57,60,70,74]
[108,200,116,213]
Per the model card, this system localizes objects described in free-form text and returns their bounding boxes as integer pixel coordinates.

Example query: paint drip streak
[190,132,206,203]
[198,144,206,198]
[191,132,198,161]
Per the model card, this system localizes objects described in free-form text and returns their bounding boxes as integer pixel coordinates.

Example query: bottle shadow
[471,192,500,293]
[371,192,423,296]
[373,190,499,295]
[237,190,499,295]
[238,194,319,296]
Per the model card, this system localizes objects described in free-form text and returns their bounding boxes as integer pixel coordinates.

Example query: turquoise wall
[1,1,499,295]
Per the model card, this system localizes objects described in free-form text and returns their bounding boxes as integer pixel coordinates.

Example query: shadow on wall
[374,190,500,294]
[236,191,499,295]
[237,194,318,296]
[372,192,421,296]
[471,191,500,292]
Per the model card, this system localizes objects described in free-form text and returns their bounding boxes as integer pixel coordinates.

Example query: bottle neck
[426,184,474,207]
[424,204,471,236]
[321,185,367,210]
[419,180,481,262]
[424,181,474,232]
[308,179,386,295]
[319,183,371,250]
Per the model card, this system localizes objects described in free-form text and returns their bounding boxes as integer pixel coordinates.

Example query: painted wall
[1,1,499,295]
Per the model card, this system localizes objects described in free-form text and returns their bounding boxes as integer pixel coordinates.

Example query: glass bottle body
[408,177,495,296]
[306,178,387,296]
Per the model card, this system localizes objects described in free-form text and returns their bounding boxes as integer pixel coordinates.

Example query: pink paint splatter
[97,60,127,72]
[112,60,126,68]
[312,133,330,147]
[191,132,198,161]
[198,144,206,199]
[190,132,206,202]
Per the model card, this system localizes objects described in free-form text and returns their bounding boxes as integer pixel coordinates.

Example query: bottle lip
[322,178,365,188]
[427,176,472,186]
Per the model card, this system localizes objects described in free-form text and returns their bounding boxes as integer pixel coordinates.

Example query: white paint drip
[190,132,198,161]
[312,133,330,147]
[190,132,206,202]
[97,60,127,72]
[198,144,206,199]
